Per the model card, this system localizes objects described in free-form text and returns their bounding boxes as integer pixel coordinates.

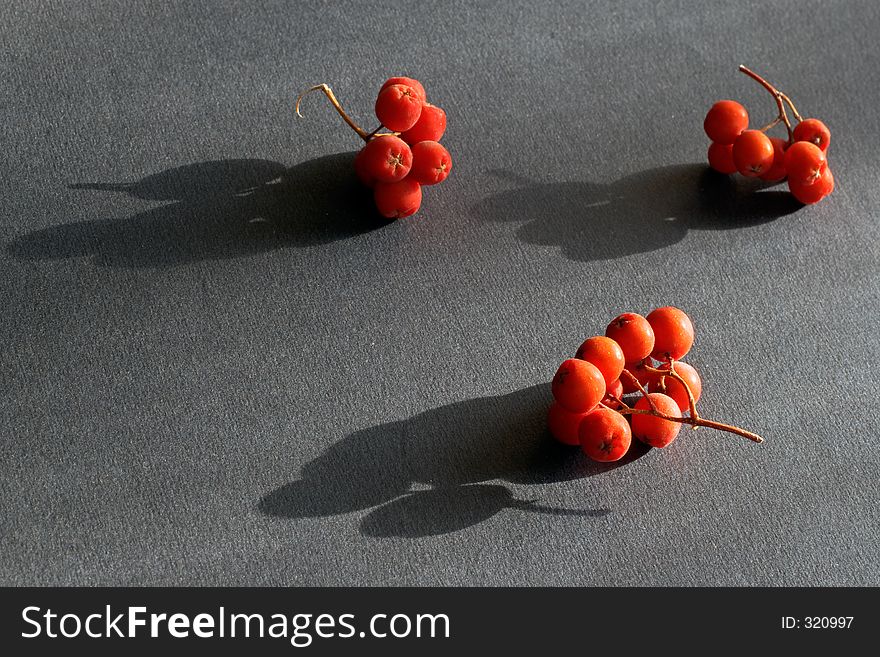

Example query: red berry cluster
[295,77,451,219]
[547,306,762,463]
[704,66,833,206]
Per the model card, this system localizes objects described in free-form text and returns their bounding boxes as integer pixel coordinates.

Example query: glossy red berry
[373,179,422,219]
[650,361,702,413]
[579,407,632,462]
[646,306,694,361]
[759,137,788,182]
[704,100,749,145]
[551,358,606,414]
[375,84,423,132]
[784,141,827,186]
[408,141,452,185]
[788,166,834,205]
[574,336,625,386]
[732,130,774,177]
[358,135,412,183]
[792,118,830,152]
[380,77,427,104]
[400,104,447,144]
[605,313,655,364]
[547,402,590,446]
[707,142,737,174]
[631,393,682,448]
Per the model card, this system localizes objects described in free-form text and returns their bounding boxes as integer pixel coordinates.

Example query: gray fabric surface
[1,0,878,586]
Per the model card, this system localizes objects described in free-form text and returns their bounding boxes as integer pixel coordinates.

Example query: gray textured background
[1,0,878,586]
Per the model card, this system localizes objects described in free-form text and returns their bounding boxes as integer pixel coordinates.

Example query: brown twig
[618,363,761,443]
[738,65,795,142]
[295,83,370,141]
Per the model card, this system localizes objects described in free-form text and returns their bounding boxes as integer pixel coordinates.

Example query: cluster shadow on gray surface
[472,165,801,261]
[7,152,389,268]
[260,384,651,538]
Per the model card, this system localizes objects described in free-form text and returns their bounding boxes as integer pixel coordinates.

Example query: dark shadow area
[360,485,610,538]
[7,153,389,268]
[260,384,649,537]
[472,164,802,262]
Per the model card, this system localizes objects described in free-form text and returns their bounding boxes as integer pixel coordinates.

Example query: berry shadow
[472,164,801,262]
[259,383,649,538]
[7,152,389,268]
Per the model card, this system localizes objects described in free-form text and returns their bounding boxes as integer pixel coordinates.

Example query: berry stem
[758,117,781,133]
[645,361,701,425]
[620,369,657,412]
[738,65,794,142]
[616,405,764,443]
[778,92,804,123]
[295,83,370,142]
[618,366,761,443]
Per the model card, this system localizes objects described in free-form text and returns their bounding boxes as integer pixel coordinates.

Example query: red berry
[547,402,590,446]
[703,100,749,145]
[788,166,834,205]
[759,137,788,182]
[408,141,452,185]
[646,306,694,361]
[380,77,427,104]
[358,135,412,183]
[373,179,422,219]
[732,130,774,177]
[631,393,682,448]
[579,407,632,462]
[601,379,624,409]
[375,84,423,132]
[792,118,830,152]
[784,141,827,186]
[707,142,737,174]
[605,313,655,364]
[574,336,625,386]
[621,357,658,394]
[551,358,606,414]
[400,104,447,144]
[650,361,702,413]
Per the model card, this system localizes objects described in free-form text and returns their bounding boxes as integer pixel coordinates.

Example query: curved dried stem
[295,83,369,141]
[644,360,700,425]
[616,405,763,443]
[738,65,794,142]
[618,363,761,443]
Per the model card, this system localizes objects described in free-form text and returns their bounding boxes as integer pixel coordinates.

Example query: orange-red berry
[631,393,682,448]
[732,130,774,177]
[373,179,422,218]
[704,100,749,145]
[605,313,655,364]
[574,336,625,386]
[400,104,447,144]
[650,361,702,413]
[784,141,827,186]
[380,76,427,104]
[358,135,412,183]
[792,118,830,152]
[646,306,694,361]
[408,141,452,185]
[579,407,632,462]
[551,358,606,414]
[375,84,423,132]
[788,166,834,205]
